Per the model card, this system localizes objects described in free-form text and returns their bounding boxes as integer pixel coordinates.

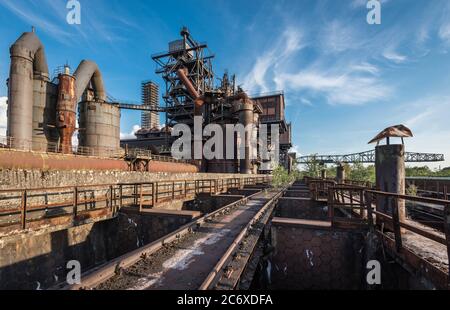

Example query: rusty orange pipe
[0,149,199,173]
[177,68,199,99]
[176,68,204,116]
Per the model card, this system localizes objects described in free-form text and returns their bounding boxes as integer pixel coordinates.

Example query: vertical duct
[233,91,255,175]
[8,31,49,150]
[56,66,77,154]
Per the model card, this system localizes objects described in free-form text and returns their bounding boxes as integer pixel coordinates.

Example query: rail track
[57,185,287,290]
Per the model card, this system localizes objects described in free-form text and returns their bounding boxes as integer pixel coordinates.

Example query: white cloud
[439,23,450,44]
[274,69,392,105]
[120,124,141,140]
[382,49,408,63]
[300,98,313,106]
[0,97,7,137]
[350,62,380,75]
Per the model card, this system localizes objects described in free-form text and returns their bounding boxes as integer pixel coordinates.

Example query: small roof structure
[368,124,413,145]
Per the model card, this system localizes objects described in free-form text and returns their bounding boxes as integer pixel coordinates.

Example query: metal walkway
[63,188,285,290]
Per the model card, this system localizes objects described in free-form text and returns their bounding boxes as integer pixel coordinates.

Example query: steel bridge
[298,150,445,164]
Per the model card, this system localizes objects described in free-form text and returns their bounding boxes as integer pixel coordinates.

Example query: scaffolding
[152,27,215,127]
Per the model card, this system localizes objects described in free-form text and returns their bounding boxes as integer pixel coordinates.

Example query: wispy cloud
[275,69,392,105]
[320,20,362,53]
[400,95,450,167]
[242,27,305,93]
[0,0,72,44]
[382,49,408,63]
[0,0,137,48]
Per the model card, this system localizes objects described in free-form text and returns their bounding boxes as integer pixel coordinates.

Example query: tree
[348,162,375,183]
[300,154,321,178]
[272,165,295,188]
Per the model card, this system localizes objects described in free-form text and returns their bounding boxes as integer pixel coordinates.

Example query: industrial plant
[0,22,448,294]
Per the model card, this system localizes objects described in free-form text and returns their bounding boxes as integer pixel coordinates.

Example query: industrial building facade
[140,81,160,130]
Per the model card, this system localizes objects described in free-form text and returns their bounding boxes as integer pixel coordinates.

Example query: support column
[375,144,406,222]
[321,169,327,179]
[336,165,345,184]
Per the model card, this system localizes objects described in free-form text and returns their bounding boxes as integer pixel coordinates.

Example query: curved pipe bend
[10,31,49,75]
[74,60,106,102]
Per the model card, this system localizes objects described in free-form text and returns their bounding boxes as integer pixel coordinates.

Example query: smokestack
[7,31,49,150]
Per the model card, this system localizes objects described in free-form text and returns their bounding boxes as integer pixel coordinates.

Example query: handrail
[309,177,450,285]
[0,135,190,164]
[0,175,272,232]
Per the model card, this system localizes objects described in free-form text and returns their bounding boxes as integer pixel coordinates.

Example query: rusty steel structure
[298,150,445,164]
[53,180,284,290]
[3,30,202,173]
[305,177,450,289]
[150,27,294,174]
[0,175,271,234]
[152,27,214,127]
[56,67,77,154]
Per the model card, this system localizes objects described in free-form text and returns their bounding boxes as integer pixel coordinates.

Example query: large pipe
[177,68,199,99]
[0,149,199,173]
[176,68,204,115]
[235,95,254,175]
[56,67,77,154]
[8,31,49,150]
[73,60,106,102]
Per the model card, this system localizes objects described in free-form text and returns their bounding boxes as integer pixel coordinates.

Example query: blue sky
[0,0,449,167]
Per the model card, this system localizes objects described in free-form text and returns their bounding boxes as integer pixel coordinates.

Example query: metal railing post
[365,191,374,230]
[360,189,365,219]
[109,185,114,211]
[139,184,143,212]
[391,197,403,252]
[172,182,175,200]
[73,187,78,220]
[328,188,334,221]
[21,190,27,230]
[152,183,156,207]
[444,203,450,288]
[119,184,123,212]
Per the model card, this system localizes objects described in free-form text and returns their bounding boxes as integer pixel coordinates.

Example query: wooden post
[172,182,175,200]
[391,197,403,252]
[73,187,78,220]
[21,190,27,230]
